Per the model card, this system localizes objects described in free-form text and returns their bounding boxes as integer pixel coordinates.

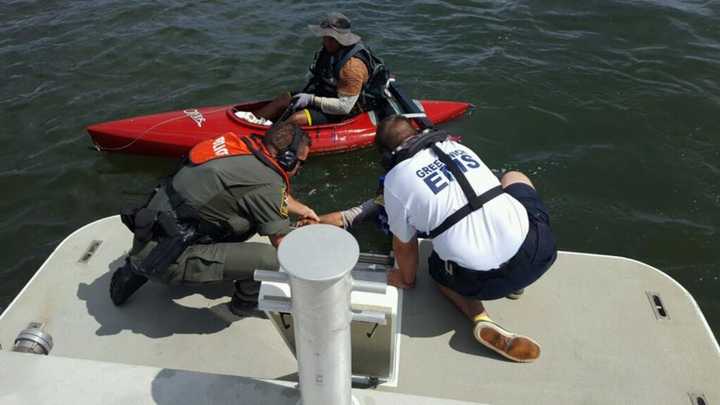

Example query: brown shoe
[473,319,540,362]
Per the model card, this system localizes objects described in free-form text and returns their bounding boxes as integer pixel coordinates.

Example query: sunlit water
[1,0,719,340]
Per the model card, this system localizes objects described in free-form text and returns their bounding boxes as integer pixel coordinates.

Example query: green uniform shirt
[171,154,290,238]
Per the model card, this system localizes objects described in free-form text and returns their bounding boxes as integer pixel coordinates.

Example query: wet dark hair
[375,115,417,152]
[263,122,311,151]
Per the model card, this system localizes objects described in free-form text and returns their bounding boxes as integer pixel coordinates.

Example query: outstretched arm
[296,198,381,228]
[338,198,381,228]
[286,194,319,223]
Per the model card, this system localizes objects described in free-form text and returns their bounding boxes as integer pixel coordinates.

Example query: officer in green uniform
[110,122,315,314]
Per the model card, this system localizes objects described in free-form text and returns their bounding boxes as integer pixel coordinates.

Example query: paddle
[272,97,301,127]
[385,80,434,130]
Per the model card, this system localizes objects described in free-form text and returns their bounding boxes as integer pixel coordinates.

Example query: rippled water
[1,0,719,339]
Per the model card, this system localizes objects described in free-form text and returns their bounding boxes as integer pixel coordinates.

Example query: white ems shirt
[383,141,529,271]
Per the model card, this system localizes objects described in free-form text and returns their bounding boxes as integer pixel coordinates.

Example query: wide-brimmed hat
[308,12,361,47]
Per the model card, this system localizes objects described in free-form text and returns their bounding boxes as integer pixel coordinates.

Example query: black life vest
[385,130,505,239]
[306,42,389,111]
[382,130,451,171]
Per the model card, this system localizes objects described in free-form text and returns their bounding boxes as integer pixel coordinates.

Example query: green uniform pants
[129,239,279,285]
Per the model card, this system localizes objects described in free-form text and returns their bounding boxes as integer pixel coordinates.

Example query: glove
[292,93,315,109]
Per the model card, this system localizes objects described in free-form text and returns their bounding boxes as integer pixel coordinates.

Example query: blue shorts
[428,183,557,300]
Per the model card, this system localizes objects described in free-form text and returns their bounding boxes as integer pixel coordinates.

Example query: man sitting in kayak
[255,12,388,126]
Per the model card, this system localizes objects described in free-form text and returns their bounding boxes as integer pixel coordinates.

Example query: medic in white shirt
[376,115,557,363]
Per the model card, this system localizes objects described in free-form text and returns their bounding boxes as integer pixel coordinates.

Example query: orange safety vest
[189,132,291,190]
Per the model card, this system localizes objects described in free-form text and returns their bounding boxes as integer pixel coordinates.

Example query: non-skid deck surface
[382,241,720,404]
[0,216,297,379]
[1,216,718,404]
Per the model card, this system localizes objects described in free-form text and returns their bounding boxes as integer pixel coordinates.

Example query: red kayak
[87,99,472,157]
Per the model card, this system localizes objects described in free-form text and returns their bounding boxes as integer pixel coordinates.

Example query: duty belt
[165,182,228,240]
[129,181,229,277]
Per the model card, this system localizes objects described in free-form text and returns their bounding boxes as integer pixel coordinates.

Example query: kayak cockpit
[227,100,384,130]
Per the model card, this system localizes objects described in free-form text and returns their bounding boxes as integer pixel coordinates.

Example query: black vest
[306,42,389,110]
[385,131,505,239]
[382,130,451,171]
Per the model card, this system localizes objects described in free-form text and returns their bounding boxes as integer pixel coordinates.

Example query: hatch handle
[351,310,386,325]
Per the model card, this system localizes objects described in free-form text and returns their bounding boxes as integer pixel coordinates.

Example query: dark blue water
[1,0,719,340]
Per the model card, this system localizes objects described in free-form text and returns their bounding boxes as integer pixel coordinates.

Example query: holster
[121,207,159,243]
[122,180,227,277]
[135,223,197,277]
[120,181,167,242]
[122,199,200,277]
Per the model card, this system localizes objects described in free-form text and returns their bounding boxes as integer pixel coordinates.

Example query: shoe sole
[110,267,148,306]
[505,289,525,300]
[473,320,540,363]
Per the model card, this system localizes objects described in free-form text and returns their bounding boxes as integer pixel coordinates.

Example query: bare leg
[501,170,534,189]
[255,93,293,121]
[436,276,541,362]
[286,110,310,126]
[437,284,487,320]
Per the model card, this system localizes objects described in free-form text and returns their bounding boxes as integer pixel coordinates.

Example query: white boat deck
[0,216,718,404]
[387,249,719,404]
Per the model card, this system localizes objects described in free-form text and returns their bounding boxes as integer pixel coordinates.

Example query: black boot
[228,279,260,316]
[110,261,148,306]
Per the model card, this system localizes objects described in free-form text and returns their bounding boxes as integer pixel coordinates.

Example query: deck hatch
[78,240,103,263]
[646,291,670,320]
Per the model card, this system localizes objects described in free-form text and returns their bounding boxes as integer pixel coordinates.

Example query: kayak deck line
[89,106,229,153]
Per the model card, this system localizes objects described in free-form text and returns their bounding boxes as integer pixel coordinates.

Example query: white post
[277,224,360,405]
